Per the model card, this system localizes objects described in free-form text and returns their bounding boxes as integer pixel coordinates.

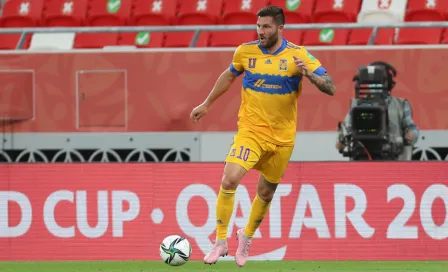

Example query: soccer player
[190,6,336,267]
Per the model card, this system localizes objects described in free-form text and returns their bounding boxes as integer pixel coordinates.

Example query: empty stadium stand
[0,0,447,49]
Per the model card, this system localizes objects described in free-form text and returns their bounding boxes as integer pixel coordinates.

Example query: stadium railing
[0,21,447,49]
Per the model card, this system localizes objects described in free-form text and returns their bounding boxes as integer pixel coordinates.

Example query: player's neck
[266,38,283,54]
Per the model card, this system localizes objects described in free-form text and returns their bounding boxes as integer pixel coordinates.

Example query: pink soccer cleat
[203,239,228,265]
[235,229,252,267]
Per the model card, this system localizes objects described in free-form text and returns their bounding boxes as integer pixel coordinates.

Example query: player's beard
[259,30,279,49]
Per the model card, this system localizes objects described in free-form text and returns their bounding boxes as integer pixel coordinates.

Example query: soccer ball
[159,235,192,266]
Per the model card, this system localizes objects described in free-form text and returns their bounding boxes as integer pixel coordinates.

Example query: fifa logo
[279,59,288,71]
[248,58,256,68]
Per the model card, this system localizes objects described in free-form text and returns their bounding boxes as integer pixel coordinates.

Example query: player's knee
[257,187,275,202]
[221,163,246,190]
[221,172,241,190]
[257,177,278,202]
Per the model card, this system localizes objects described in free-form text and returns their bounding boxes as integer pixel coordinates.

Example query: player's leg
[216,162,247,239]
[204,133,262,265]
[235,145,294,267]
[234,174,277,267]
[244,174,277,237]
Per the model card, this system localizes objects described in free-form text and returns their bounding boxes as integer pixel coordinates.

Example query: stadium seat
[220,0,269,24]
[302,29,350,46]
[165,0,222,49]
[165,32,211,47]
[0,34,31,49]
[175,0,223,25]
[313,0,361,23]
[405,0,447,21]
[118,32,164,48]
[130,0,178,26]
[209,31,257,47]
[283,30,303,45]
[0,0,44,27]
[165,32,209,47]
[399,0,444,45]
[348,28,395,45]
[305,0,359,43]
[269,0,316,23]
[211,0,267,48]
[74,33,119,48]
[357,0,408,22]
[396,28,442,44]
[86,0,132,26]
[441,29,448,44]
[28,33,75,50]
[42,0,89,27]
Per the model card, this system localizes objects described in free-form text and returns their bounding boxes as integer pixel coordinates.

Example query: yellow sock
[244,195,271,238]
[216,186,236,240]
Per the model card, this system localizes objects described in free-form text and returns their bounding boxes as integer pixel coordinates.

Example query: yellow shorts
[224,131,294,183]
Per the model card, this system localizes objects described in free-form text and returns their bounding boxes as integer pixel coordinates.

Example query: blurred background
[0,0,447,268]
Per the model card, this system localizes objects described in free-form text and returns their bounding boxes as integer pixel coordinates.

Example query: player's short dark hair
[257,6,285,26]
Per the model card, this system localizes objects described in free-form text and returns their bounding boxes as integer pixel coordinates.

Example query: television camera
[338,64,404,161]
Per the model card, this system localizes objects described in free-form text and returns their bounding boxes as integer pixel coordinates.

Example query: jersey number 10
[231,146,251,162]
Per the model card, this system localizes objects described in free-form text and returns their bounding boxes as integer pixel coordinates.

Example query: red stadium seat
[405,0,447,21]
[0,34,31,49]
[348,28,395,45]
[42,0,89,27]
[211,0,267,49]
[165,32,211,47]
[221,0,269,24]
[86,0,132,26]
[270,0,316,23]
[283,30,303,45]
[441,29,448,44]
[165,0,221,49]
[313,0,361,22]
[118,32,164,48]
[175,0,223,25]
[396,28,442,44]
[302,29,350,46]
[165,32,209,47]
[210,31,257,47]
[130,0,178,26]
[0,0,44,27]
[74,33,119,48]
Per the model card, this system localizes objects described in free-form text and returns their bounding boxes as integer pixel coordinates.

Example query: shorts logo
[248,58,257,68]
[279,59,288,71]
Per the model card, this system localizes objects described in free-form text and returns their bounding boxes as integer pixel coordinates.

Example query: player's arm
[202,45,245,107]
[293,49,336,96]
[190,46,244,122]
[202,69,238,107]
[306,72,336,96]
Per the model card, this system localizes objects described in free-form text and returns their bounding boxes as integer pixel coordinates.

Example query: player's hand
[293,56,310,77]
[190,103,209,123]
[405,128,414,144]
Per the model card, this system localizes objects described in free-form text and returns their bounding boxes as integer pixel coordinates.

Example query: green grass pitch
[1,261,447,272]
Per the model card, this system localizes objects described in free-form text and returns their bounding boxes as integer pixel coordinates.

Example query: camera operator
[336,61,419,161]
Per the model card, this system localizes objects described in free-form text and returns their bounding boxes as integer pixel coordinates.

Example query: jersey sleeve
[229,45,244,77]
[300,48,327,76]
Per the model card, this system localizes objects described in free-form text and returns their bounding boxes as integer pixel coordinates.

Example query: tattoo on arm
[307,73,336,96]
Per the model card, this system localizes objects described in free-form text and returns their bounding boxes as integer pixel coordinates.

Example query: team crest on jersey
[279,59,288,71]
[248,58,257,68]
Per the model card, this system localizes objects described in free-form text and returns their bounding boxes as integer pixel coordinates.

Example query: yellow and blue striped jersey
[229,38,327,146]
